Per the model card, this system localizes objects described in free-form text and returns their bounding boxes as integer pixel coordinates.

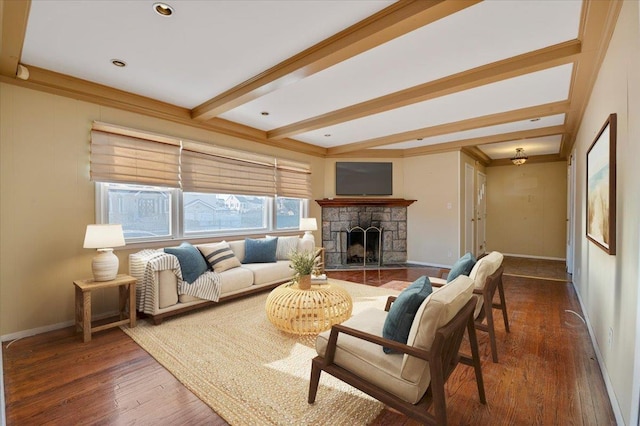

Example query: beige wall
[571,1,640,423]
[0,83,325,336]
[486,161,567,259]
[403,152,460,266]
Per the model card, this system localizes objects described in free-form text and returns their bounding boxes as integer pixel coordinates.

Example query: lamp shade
[83,224,125,249]
[299,218,317,232]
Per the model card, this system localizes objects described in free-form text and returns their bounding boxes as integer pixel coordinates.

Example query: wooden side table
[74,274,137,342]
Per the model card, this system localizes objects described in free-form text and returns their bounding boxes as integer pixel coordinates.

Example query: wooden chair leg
[308,357,322,403]
[495,279,510,333]
[484,302,499,363]
[466,318,487,404]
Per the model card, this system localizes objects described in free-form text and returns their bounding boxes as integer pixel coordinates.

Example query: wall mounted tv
[335,162,393,196]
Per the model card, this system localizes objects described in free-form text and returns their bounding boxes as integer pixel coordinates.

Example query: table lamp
[299,218,317,244]
[83,224,126,281]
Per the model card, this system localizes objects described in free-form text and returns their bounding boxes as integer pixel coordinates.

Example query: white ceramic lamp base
[302,231,315,244]
[91,249,119,281]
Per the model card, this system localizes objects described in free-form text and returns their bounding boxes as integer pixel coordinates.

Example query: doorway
[464,164,475,255]
[476,171,487,256]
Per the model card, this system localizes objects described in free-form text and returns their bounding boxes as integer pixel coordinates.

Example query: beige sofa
[130,237,314,324]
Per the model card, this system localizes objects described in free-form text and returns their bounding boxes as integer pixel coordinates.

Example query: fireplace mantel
[316,198,416,207]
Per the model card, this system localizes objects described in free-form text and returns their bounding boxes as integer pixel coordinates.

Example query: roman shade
[90,122,181,188]
[276,158,312,199]
[90,122,311,199]
[181,140,276,196]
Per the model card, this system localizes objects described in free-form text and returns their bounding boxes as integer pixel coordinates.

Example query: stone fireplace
[316,198,416,268]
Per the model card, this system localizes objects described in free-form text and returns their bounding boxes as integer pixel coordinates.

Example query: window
[99,183,174,240]
[98,183,306,242]
[276,197,303,230]
[90,122,311,241]
[183,193,268,234]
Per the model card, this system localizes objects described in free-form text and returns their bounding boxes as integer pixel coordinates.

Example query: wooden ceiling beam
[461,146,492,166]
[0,0,31,77]
[268,39,581,140]
[402,125,565,157]
[191,0,480,121]
[0,66,327,157]
[327,100,571,155]
[561,0,623,157]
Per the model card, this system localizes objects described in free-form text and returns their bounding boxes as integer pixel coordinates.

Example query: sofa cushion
[242,260,294,285]
[164,242,207,284]
[243,237,278,263]
[382,276,433,353]
[197,241,241,273]
[227,240,245,263]
[267,235,300,260]
[447,252,477,282]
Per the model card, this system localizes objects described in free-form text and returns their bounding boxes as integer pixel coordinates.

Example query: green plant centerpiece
[289,249,318,290]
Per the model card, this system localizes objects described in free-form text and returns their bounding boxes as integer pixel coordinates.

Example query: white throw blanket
[129,249,222,315]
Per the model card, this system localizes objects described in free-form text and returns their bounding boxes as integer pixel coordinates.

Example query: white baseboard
[1,310,119,343]
[407,260,451,269]
[502,252,566,261]
[571,281,624,425]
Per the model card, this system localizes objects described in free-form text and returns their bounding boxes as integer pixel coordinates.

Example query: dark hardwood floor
[3,257,615,425]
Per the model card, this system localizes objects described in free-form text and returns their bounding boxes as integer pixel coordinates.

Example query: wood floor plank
[3,257,615,425]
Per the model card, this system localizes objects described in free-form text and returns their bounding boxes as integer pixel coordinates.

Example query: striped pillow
[197,241,241,273]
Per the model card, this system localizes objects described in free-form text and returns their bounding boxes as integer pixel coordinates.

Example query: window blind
[90,122,312,199]
[276,158,312,199]
[90,123,181,188]
[181,140,276,196]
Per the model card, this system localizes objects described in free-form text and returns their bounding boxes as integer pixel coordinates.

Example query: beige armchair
[308,275,486,425]
[432,251,510,363]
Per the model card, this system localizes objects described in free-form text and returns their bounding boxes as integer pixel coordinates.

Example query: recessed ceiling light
[530,118,541,122]
[153,2,174,17]
[261,112,269,116]
[111,59,127,67]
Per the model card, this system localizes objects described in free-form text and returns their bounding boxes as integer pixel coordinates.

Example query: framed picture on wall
[586,113,617,255]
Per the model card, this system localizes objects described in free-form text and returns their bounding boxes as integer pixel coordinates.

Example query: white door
[465,164,475,255]
[476,171,487,256]
[566,153,576,274]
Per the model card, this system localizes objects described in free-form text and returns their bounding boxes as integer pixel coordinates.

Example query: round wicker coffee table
[265,280,353,335]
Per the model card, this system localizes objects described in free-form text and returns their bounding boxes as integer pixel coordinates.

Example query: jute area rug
[122,280,399,425]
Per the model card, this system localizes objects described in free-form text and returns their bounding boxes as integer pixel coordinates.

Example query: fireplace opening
[341,226,382,267]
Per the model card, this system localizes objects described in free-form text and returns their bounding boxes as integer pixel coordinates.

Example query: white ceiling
[7,0,616,164]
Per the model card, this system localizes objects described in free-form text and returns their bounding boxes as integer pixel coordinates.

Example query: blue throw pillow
[164,242,208,284]
[382,276,433,353]
[243,237,278,263]
[447,252,477,283]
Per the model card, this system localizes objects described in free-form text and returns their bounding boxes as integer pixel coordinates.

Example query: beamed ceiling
[0,0,622,165]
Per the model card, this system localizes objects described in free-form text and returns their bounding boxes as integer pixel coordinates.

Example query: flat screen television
[335,162,392,196]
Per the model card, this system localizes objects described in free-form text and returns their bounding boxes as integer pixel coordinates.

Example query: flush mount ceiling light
[111,59,127,67]
[511,147,529,166]
[153,2,174,16]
